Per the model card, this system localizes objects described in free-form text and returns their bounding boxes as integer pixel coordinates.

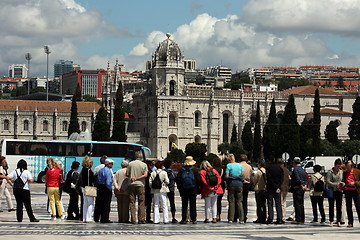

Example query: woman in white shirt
[8,159,39,222]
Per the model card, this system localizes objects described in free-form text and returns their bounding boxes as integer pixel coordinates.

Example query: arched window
[194,111,201,127]
[62,121,68,132]
[23,120,29,131]
[223,113,229,143]
[169,134,178,151]
[43,120,49,132]
[81,121,87,132]
[169,112,177,127]
[195,135,201,143]
[3,119,9,131]
[170,81,175,96]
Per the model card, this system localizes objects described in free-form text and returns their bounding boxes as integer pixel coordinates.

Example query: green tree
[230,123,238,143]
[312,88,321,156]
[262,98,278,160]
[336,77,345,89]
[241,121,253,154]
[185,142,207,163]
[348,96,360,140]
[111,81,127,142]
[92,106,110,141]
[68,83,81,137]
[320,139,341,156]
[299,117,313,159]
[253,101,262,162]
[165,149,186,163]
[325,120,339,145]
[278,94,300,160]
[278,77,293,91]
[218,142,231,155]
[229,142,247,161]
[83,94,101,104]
[339,140,360,159]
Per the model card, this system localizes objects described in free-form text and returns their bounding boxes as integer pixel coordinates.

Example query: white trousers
[82,187,95,222]
[0,179,13,210]
[281,191,288,221]
[153,192,169,223]
[204,194,217,220]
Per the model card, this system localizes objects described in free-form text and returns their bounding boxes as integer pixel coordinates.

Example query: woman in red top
[199,160,223,223]
[343,160,360,228]
[45,157,64,221]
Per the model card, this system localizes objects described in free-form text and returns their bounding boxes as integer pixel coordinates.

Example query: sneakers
[60,215,66,220]
[8,208,16,212]
[211,219,217,223]
[50,216,57,221]
[204,219,210,223]
[228,220,233,223]
[171,219,178,223]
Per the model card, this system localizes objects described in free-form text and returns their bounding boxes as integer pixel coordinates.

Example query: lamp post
[44,45,51,101]
[25,53,32,95]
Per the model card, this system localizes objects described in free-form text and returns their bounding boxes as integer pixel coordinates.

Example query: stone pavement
[0,183,359,240]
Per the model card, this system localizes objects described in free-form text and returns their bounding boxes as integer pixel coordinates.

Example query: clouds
[243,0,360,35]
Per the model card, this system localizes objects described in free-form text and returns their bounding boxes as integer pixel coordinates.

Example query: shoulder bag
[84,169,97,197]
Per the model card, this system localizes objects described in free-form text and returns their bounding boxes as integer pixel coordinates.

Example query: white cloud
[243,0,360,35]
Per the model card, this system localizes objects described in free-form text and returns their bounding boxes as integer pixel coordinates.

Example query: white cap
[105,159,114,165]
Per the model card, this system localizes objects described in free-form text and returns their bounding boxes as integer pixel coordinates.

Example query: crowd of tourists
[0,153,359,227]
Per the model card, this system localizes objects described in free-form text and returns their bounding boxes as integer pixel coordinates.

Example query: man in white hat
[94,158,114,223]
[176,156,199,224]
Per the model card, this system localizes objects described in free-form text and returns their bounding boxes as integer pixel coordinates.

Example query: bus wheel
[37,171,46,183]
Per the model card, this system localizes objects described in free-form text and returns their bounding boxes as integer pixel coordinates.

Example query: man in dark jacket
[291,157,308,224]
[176,156,200,224]
[266,156,284,224]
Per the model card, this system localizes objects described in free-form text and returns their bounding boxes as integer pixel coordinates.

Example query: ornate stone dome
[154,33,183,62]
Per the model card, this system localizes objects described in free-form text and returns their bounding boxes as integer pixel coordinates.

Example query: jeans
[181,192,197,222]
[255,190,266,222]
[167,191,176,219]
[344,190,360,225]
[204,192,217,220]
[94,184,112,222]
[293,187,305,222]
[227,186,243,222]
[242,183,250,220]
[153,192,169,223]
[129,185,145,223]
[13,188,36,222]
[267,189,282,222]
[328,191,342,223]
[310,196,325,222]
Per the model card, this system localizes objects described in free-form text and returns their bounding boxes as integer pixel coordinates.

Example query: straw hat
[184,156,196,166]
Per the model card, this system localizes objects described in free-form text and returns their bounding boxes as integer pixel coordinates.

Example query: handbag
[84,169,97,197]
[322,186,334,199]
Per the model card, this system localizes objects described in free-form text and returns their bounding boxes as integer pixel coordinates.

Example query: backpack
[151,172,162,189]
[181,167,196,189]
[205,168,218,186]
[13,170,25,189]
[314,175,325,192]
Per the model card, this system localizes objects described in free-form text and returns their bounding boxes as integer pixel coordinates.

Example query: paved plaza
[0,183,359,240]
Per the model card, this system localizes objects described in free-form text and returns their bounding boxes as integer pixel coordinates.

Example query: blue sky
[1,0,360,77]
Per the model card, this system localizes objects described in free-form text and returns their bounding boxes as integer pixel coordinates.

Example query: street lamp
[44,45,51,101]
[25,53,32,95]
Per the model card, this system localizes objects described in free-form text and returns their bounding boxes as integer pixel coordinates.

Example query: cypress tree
[230,123,238,143]
[68,83,81,137]
[92,106,110,141]
[253,101,262,162]
[262,98,278,160]
[111,80,127,142]
[278,94,300,160]
[312,88,321,155]
[299,117,313,159]
[325,120,339,145]
[348,96,360,140]
[241,121,253,154]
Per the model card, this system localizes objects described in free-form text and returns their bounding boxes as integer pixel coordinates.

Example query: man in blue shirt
[94,158,114,223]
[291,157,308,224]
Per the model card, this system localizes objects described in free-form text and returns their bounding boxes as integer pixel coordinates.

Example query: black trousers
[255,190,267,222]
[293,187,305,222]
[267,189,282,222]
[145,187,152,221]
[328,191,342,223]
[181,192,197,222]
[310,196,325,222]
[217,193,224,218]
[13,189,36,222]
[67,192,80,219]
[242,183,250,220]
[167,191,176,218]
[94,184,112,222]
[344,190,360,225]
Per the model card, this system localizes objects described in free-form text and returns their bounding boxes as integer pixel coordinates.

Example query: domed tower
[151,33,185,96]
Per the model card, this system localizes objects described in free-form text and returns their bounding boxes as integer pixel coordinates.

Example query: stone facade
[0,100,100,140]
[131,35,356,159]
